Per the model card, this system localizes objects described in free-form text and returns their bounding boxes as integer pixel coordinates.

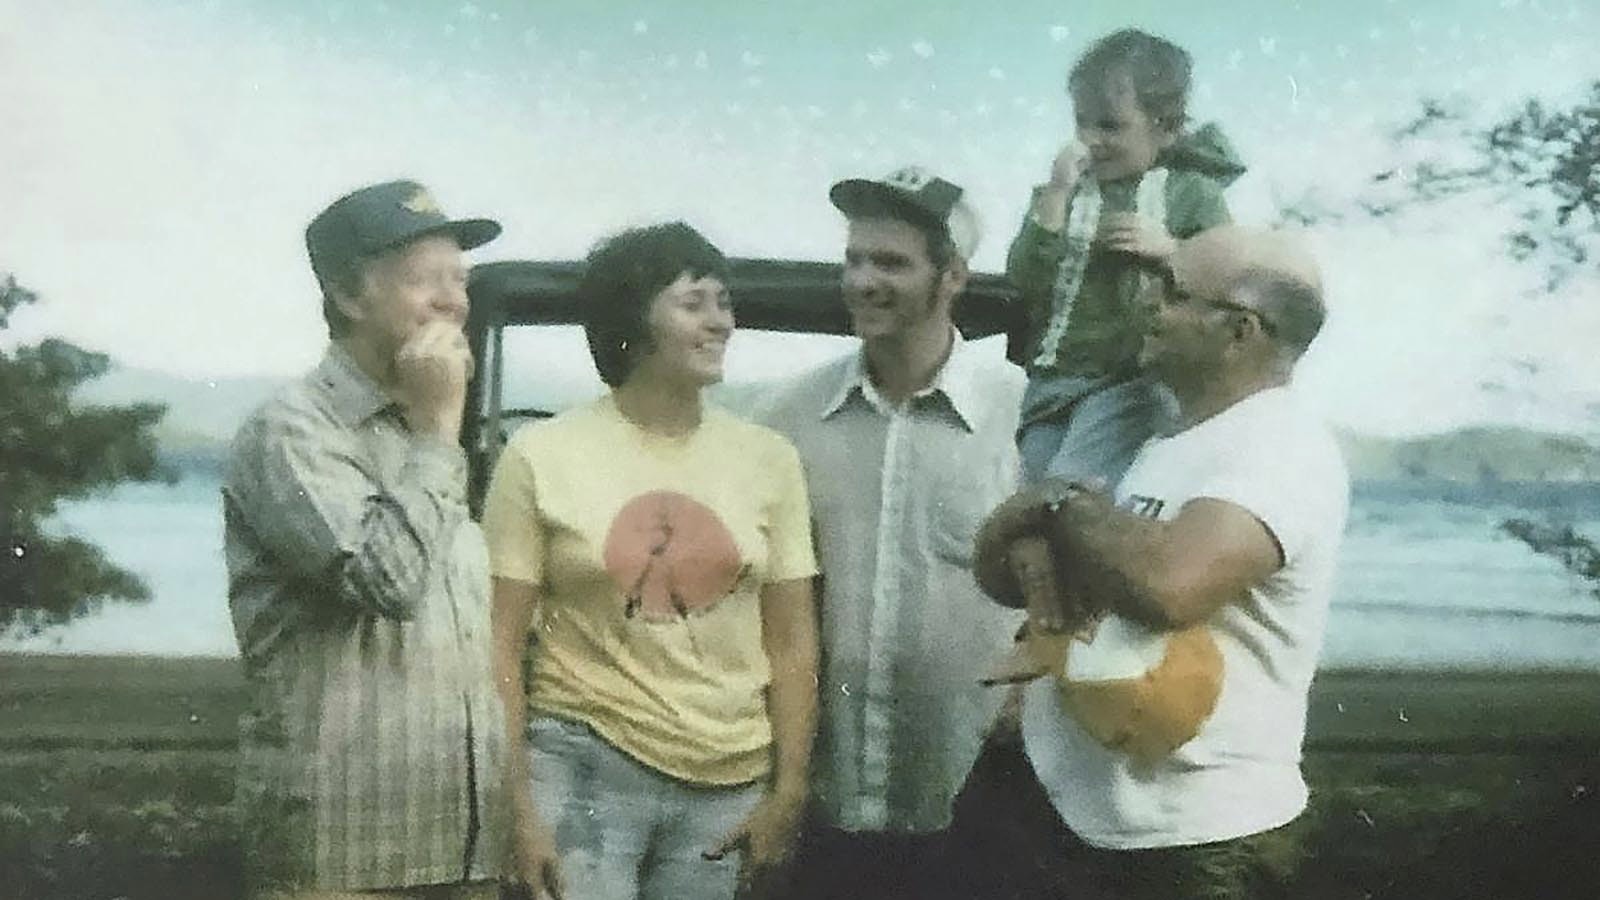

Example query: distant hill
[74,367,1600,486]
[76,368,286,475]
[78,367,287,444]
[1338,426,1600,484]
[78,363,608,476]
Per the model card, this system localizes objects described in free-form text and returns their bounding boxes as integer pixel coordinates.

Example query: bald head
[1171,225,1326,361]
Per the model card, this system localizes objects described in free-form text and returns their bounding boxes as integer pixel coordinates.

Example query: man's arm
[229,323,474,620]
[228,408,471,620]
[1044,488,1282,630]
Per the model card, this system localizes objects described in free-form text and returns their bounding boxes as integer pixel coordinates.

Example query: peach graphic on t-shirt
[602,491,743,622]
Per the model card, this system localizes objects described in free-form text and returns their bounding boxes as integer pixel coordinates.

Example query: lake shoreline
[13,474,1600,664]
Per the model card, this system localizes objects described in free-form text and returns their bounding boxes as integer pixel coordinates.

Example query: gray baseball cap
[306,179,501,286]
[829,165,982,259]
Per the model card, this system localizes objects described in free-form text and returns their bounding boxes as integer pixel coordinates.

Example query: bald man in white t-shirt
[954,226,1349,900]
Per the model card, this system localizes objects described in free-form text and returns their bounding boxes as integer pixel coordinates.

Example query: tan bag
[1058,622,1223,767]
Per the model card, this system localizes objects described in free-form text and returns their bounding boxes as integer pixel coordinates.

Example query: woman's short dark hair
[581,222,730,388]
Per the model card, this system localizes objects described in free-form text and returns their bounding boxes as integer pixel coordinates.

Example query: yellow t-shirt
[481,395,818,786]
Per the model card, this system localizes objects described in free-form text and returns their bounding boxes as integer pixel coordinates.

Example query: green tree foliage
[1382,84,1600,590]
[1284,83,1600,589]
[0,274,168,635]
[1501,519,1600,600]
[1283,80,1600,288]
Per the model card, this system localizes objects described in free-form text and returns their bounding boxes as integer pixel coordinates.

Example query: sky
[3,0,1598,437]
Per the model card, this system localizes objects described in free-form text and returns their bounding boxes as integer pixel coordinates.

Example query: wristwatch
[1035,479,1090,529]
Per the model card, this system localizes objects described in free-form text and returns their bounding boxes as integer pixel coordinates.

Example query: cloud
[0,4,845,375]
[2,2,1596,439]
[1238,96,1600,438]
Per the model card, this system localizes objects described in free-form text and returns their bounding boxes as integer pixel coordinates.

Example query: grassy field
[0,657,243,900]
[2,655,1598,898]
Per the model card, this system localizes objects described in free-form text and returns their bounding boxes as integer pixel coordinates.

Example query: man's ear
[329,286,366,325]
[941,255,970,299]
[1228,309,1270,348]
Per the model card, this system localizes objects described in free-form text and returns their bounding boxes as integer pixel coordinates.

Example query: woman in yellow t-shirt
[483,222,820,900]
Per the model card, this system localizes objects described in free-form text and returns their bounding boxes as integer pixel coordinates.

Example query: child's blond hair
[1068,28,1193,131]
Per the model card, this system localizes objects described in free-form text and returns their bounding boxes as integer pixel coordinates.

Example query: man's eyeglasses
[1203,297,1278,336]
[1152,269,1278,336]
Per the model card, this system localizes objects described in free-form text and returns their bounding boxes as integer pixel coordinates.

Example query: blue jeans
[525,716,763,900]
[1016,373,1177,486]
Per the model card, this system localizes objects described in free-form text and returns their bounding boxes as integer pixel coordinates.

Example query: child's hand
[1029,143,1088,232]
[1047,141,1089,192]
[1096,212,1176,262]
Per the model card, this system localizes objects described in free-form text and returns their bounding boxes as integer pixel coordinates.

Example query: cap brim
[440,217,502,251]
[829,179,903,218]
[829,178,951,239]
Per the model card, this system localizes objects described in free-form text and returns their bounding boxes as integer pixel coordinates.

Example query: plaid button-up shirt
[223,345,506,892]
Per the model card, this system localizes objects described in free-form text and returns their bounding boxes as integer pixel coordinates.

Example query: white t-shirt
[1022,386,1349,849]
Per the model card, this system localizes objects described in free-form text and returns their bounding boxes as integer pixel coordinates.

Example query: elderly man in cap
[759,167,1025,899]
[224,180,509,899]
[954,225,1349,900]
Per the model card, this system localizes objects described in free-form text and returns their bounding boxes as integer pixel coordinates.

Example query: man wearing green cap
[223,180,510,899]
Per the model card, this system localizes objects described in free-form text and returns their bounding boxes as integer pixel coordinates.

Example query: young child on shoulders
[991,27,1245,683]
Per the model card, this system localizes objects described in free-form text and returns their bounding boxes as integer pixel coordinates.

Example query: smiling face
[628,270,734,388]
[1137,263,1231,386]
[1072,79,1177,183]
[841,216,960,345]
[1142,226,1325,381]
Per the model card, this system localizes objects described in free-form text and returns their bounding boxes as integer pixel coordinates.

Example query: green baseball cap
[306,179,501,287]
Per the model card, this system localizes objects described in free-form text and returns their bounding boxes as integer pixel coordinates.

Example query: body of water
[5,475,1599,671]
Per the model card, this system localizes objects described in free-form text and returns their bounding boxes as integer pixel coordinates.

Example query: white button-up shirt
[761,332,1025,832]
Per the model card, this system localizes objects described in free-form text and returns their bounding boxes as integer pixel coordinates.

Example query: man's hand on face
[394,320,473,440]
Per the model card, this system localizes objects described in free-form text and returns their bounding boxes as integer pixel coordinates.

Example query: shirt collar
[819,328,982,432]
[315,343,395,426]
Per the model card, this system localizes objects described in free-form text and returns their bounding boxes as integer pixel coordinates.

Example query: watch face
[1045,481,1086,511]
